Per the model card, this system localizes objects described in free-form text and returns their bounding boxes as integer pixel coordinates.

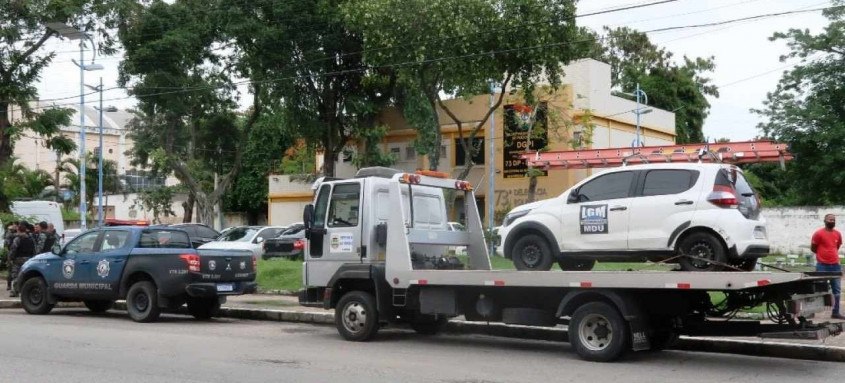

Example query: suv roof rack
[522,140,792,170]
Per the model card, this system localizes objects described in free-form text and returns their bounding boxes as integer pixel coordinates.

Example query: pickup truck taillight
[180,254,201,272]
[293,239,305,250]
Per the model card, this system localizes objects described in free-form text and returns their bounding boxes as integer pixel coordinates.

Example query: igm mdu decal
[580,205,608,234]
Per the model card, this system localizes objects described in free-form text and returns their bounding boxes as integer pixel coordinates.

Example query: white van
[10,200,65,238]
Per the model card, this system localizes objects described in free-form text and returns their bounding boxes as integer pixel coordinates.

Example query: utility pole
[487,81,496,257]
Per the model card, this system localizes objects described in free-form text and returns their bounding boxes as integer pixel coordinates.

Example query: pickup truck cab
[15,226,257,322]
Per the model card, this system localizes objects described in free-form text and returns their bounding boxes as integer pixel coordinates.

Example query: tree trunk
[194,193,215,228]
[527,174,538,203]
[323,149,337,177]
[182,193,195,223]
[0,101,13,169]
[427,97,442,171]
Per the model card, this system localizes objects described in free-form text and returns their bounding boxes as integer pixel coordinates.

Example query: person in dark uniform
[4,223,16,291]
[41,222,57,254]
[8,222,36,297]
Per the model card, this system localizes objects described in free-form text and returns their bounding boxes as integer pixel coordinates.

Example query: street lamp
[45,22,103,230]
[631,84,651,147]
[84,79,105,227]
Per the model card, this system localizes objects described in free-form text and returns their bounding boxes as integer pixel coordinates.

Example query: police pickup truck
[15,226,257,322]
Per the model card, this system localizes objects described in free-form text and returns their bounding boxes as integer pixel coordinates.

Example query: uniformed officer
[33,221,48,254]
[8,222,36,297]
[41,222,57,254]
[4,224,16,291]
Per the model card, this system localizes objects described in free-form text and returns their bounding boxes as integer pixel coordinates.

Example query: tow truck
[298,165,842,362]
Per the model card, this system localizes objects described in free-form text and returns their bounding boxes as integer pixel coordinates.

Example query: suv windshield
[217,227,259,242]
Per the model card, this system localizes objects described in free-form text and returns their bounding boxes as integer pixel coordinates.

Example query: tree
[0,158,54,202]
[752,2,845,205]
[119,0,261,226]
[0,1,127,176]
[60,152,121,212]
[593,27,719,144]
[133,186,177,224]
[344,0,588,179]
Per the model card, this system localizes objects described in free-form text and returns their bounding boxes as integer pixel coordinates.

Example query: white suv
[498,163,769,271]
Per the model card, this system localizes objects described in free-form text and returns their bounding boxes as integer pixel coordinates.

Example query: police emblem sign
[580,204,608,234]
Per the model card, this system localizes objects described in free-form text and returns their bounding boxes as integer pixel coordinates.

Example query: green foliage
[0,0,128,174]
[351,125,395,168]
[592,27,719,144]
[0,158,56,209]
[752,2,845,205]
[133,186,176,224]
[60,152,121,213]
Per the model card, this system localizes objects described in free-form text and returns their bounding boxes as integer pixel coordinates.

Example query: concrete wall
[268,175,313,226]
[764,207,845,256]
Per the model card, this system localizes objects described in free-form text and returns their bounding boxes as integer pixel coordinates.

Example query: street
[1,309,842,383]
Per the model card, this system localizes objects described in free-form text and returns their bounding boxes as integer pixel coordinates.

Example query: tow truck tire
[678,232,727,272]
[512,234,554,271]
[84,300,114,313]
[336,291,379,341]
[127,281,161,323]
[411,315,448,335]
[187,297,220,320]
[21,277,54,315]
[558,259,596,271]
[569,302,629,362]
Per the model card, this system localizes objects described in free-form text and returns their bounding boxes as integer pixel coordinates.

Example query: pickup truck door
[305,181,363,287]
[52,230,102,297]
[87,229,132,298]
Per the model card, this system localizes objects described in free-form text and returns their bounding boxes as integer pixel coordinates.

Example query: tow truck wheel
[569,302,629,362]
[127,281,161,323]
[187,297,220,320]
[84,300,114,313]
[512,234,554,271]
[21,277,54,315]
[335,291,379,341]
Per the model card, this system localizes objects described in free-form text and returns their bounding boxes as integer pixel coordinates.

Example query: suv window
[102,230,130,251]
[65,231,101,254]
[577,171,634,202]
[642,170,699,196]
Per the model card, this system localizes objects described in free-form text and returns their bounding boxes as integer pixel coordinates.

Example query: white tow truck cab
[299,167,842,362]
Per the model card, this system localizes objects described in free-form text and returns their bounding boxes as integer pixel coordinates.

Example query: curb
[2,299,843,362]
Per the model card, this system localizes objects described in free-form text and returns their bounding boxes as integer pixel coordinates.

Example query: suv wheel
[511,234,554,271]
[127,281,161,323]
[21,277,54,315]
[678,232,727,272]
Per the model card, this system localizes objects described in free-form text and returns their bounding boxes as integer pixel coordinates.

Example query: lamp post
[632,83,651,147]
[84,78,105,227]
[45,22,103,230]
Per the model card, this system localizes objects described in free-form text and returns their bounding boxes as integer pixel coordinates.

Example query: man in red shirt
[812,214,844,319]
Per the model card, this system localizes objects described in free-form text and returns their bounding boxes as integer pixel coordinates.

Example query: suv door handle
[609,206,627,211]
[675,200,694,205]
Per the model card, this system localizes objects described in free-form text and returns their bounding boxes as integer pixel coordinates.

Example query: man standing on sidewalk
[812,213,844,319]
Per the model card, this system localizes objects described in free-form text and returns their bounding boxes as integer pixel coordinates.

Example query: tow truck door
[305,180,364,287]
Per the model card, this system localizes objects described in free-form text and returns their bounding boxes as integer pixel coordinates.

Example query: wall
[764,207,845,256]
[268,175,314,226]
[95,192,193,225]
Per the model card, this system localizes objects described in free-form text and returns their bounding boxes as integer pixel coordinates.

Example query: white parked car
[499,163,768,272]
[447,221,467,255]
[198,226,286,258]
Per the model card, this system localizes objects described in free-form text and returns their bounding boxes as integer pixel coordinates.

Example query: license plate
[216,283,234,292]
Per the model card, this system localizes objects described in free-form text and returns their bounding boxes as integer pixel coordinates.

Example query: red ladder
[521,140,793,170]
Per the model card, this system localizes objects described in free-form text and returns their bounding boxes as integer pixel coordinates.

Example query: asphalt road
[1,309,843,383]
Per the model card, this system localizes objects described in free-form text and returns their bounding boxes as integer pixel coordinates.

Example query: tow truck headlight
[754,226,767,240]
[503,210,531,227]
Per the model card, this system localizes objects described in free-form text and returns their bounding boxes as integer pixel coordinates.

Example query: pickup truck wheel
[569,302,629,362]
[558,259,596,271]
[127,281,161,323]
[512,234,554,271]
[187,297,220,320]
[21,277,54,315]
[411,315,447,335]
[335,291,379,341]
[84,300,114,313]
[678,233,727,272]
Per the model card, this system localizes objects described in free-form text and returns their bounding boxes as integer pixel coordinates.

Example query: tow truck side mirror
[303,204,314,239]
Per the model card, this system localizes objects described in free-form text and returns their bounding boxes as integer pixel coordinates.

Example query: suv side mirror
[567,190,580,203]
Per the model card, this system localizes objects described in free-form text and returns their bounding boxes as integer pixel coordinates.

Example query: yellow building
[323,59,676,223]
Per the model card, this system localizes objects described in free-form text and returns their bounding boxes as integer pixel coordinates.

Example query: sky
[33,0,831,142]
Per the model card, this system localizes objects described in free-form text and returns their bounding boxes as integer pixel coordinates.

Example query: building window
[390,147,401,161]
[405,147,416,161]
[454,138,485,166]
[440,145,447,158]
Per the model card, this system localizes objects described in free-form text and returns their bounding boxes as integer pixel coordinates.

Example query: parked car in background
[198,226,286,258]
[262,223,306,260]
[10,200,65,239]
[447,221,467,255]
[170,223,220,249]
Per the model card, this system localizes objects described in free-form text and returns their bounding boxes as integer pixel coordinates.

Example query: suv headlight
[503,210,531,227]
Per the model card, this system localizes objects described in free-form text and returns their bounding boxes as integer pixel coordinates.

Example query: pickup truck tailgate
[196,248,256,281]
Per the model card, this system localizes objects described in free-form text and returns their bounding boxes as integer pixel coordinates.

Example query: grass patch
[256,258,303,292]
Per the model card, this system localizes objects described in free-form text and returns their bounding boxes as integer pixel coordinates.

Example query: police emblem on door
[209,260,216,271]
[580,205,608,234]
[97,259,110,278]
[62,259,75,279]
